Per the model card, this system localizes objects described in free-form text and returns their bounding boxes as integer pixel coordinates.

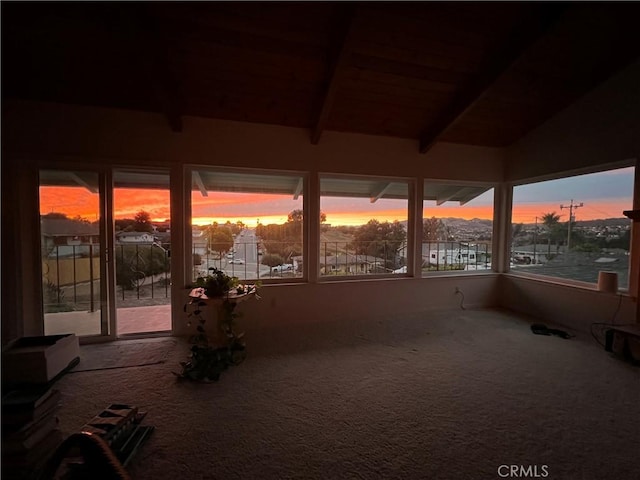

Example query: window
[113,169,171,334]
[39,169,105,337]
[190,169,304,282]
[422,182,494,275]
[510,166,634,289]
[319,175,409,277]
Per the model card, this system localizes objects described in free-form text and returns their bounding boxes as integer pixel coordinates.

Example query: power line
[582,205,621,219]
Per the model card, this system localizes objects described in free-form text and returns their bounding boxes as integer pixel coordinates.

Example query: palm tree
[541,212,561,256]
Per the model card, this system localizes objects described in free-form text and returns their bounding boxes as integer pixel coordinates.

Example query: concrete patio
[45,304,172,338]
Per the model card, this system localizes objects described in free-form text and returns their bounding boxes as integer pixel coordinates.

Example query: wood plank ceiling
[2,2,639,153]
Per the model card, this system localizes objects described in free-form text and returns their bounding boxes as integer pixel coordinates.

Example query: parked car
[512,252,533,264]
[229,259,245,264]
[271,263,293,273]
[226,253,234,259]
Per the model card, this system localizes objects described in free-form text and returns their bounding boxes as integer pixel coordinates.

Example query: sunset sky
[39,167,634,226]
[511,167,634,223]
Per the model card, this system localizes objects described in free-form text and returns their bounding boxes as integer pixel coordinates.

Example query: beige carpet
[53,308,640,479]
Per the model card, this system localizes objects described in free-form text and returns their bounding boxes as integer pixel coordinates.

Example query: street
[200,228,271,280]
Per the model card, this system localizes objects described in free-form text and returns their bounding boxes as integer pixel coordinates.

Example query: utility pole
[560,199,583,250]
[533,216,537,263]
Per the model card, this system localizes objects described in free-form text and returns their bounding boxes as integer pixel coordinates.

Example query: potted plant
[176,268,260,382]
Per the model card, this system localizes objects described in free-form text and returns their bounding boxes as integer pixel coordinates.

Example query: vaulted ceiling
[3,2,639,153]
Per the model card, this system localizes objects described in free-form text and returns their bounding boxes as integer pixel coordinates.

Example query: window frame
[185,165,309,285]
[421,178,499,277]
[506,161,636,291]
[318,172,415,281]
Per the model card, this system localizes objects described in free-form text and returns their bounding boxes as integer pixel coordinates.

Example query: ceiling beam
[370,182,392,203]
[458,187,491,206]
[310,4,357,145]
[418,4,568,154]
[193,171,208,197]
[435,187,469,206]
[68,173,98,194]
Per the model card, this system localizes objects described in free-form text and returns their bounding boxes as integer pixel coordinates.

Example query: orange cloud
[39,186,99,220]
[114,188,170,220]
[323,209,407,226]
[40,186,631,228]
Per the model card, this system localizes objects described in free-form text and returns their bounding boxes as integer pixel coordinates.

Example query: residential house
[192,229,208,258]
[40,217,99,258]
[116,232,156,244]
[319,253,387,275]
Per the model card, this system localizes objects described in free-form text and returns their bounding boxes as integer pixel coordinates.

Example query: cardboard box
[608,325,640,364]
[2,334,80,385]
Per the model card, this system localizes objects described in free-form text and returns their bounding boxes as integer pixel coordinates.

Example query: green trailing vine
[177,268,260,382]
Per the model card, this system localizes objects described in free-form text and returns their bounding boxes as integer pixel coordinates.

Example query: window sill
[504,270,630,296]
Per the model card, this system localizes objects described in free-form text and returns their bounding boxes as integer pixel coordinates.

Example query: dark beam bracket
[418,4,568,154]
[623,210,640,221]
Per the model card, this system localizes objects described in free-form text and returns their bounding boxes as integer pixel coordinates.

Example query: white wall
[499,275,635,334]
[3,100,505,182]
[178,275,500,344]
[506,59,640,182]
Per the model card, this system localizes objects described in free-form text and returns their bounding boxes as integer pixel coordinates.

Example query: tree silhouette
[351,219,406,268]
[207,224,234,257]
[257,209,327,260]
[286,209,327,224]
[423,216,445,242]
[134,210,153,233]
[287,209,303,223]
[512,223,524,240]
[43,212,68,219]
[260,253,285,268]
[541,212,561,255]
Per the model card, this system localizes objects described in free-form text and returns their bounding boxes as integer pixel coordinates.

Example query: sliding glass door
[39,169,109,338]
[39,167,173,339]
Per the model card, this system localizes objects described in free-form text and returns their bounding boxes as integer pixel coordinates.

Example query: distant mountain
[438,217,493,227]
[512,218,628,227]
[574,218,629,227]
[404,217,493,228]
[357,217,624,230]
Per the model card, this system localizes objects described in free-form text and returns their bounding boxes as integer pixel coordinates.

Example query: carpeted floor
[69,337,177,372]
[53,308,640,480]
